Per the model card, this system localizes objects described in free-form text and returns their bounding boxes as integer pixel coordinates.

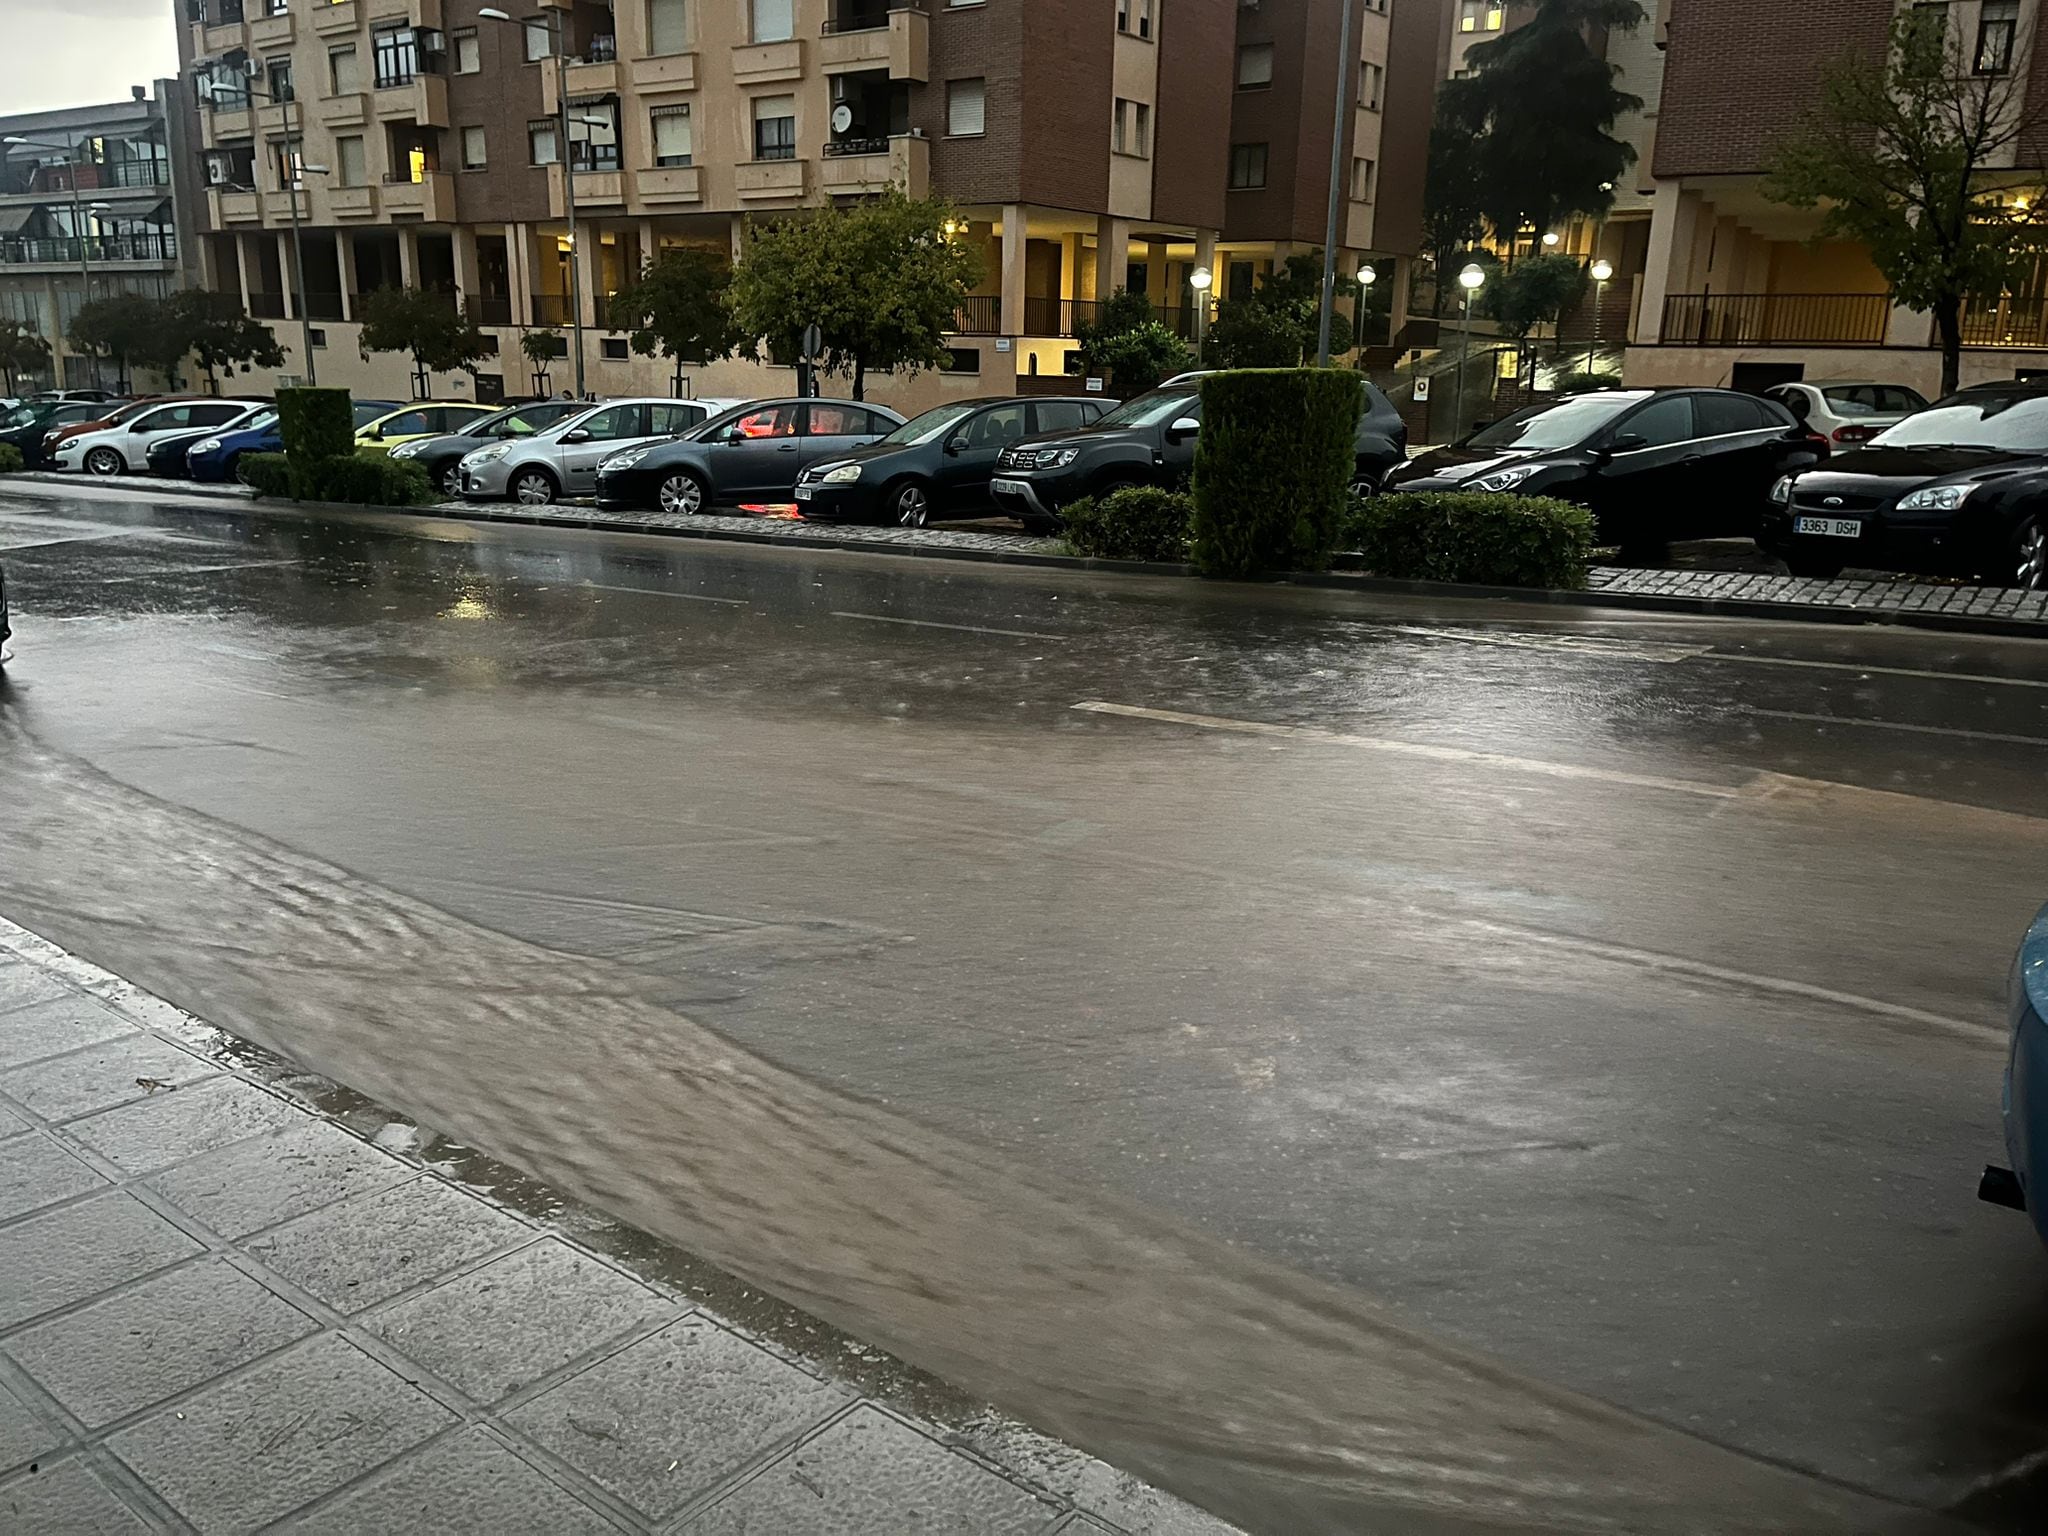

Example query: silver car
[459,397,742,505]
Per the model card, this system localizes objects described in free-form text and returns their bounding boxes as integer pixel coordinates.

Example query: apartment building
[0,86,204,389]
[1628,0,2048,394]
[172,0,1430,407]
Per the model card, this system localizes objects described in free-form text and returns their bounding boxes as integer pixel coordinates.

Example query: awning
[0,206,36,236]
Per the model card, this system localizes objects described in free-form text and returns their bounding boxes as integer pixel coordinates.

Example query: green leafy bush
[1346,491,1594,590]
[1190,368,1361,579]
[238,452,291,496]
[1060,487,1193,562]
[277,388,355,461]
[0,443,22,473]
[239,449,433,507]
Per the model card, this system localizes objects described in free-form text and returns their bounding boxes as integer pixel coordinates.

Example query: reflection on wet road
[1,484,2044,1530]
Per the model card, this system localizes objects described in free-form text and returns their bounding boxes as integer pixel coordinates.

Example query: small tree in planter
[0,320,50,394]
[608,247,740,395]
[1075,289,1190,396]
[520,329,564,396]
[168,290,287,392]
[357,287,489,399]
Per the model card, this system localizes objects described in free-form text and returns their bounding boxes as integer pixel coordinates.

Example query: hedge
[1059,487,1192,562]
[239,450,433,507]
[0,444,21,473]
[1345,491,1595,590]
[1191,368,1361,579]
[277,388,355,462]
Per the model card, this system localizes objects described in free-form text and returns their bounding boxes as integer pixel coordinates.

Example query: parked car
[795,396,1114,527]
[44,395,185,460]
[1980,903,2048,1249]
[145,404,272,477]
[186,408,289,483]
[387,399,595,498]
[350,398,406,430]
[1761,382,2048,586]
[53,398,258,475]
[355,402,495,454]
[461,397,737,505]
[27,388,121,405]
[594,398,905,514]
[1387,387,1822,548]
[2,400,118,466]
[1764,381,1929,450]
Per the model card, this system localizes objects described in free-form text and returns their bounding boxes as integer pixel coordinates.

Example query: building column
[1094,216,1130,302]
[1388,257,1415,346]
[1634,182,1700,344]
[638,217,658,274]
[728,213,746,265]
[276,232,298,319]
[336,233,359,321]
[397,225,420,290]
[452,224,482,306]
[1000,203,1027,335]
[1885,303,1934,349]
[507,223,533,327]
[575,222,601,325]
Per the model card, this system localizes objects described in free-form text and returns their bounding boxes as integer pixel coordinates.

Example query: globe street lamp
[1587,257,1615,379]
[1189,264,1212,362]
[1455,262,1486,440]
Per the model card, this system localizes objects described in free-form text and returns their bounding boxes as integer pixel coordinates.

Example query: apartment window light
[947,77,985,137]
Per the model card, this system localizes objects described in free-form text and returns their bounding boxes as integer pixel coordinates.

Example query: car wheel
[1094,478,1140,499]
[657,470,709,516]
[439,462,463,499]
[1784,551,1846,580]
[511,468,558,506]
[84,447,123,476]
[890,482,932,529]
[2013,515,2048,591]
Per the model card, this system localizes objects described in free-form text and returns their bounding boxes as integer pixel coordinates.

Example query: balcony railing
[824,0,924,32]
[822,136,890,158]
[473,293,513,326]
[1018,296,1194,340]
[1962,297,2048,348]
[951,295,1002,335]
[1659,292,1889,346]
[247,290,286,319]
[4,160,170,196]
[530,293,573,327]
[0,232,178,265]
[305,291,346,321]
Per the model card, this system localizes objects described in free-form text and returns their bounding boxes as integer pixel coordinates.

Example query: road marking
[577,581,746,605]
[1745,708,2048,748]
[1383,625,1712,664]
[835,611,1064,641]
[1699,652,2048,690]
[1071,701,1745,800]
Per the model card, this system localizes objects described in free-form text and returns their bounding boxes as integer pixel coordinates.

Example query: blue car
[187,398,402,483]
[1982,904,2048,1245]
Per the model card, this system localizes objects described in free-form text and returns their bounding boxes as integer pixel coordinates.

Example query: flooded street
[1,482,2045,1530]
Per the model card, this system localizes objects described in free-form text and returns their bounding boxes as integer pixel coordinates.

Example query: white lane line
[1746,708,2048,748]
[1456,918,2003,1044]
[1699,652,2048,690]
[577,581,746,605]
[834,611,1064,641]
[1383,625,1712,664]
[1071,701,1744,800]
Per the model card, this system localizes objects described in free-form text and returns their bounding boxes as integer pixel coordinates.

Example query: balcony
[545,164,622,216]
[472,293,514,326]
[381,170,454,220]
[247,290,287,319]
[0,161,170,198]
[201,20,246,53]
[249,8,293,44]
[633,164,701,205]
[328,184,378,219]
[542,57,622,112]
[732,39,804,85]
[735,158,808,200]
[207,187,263,224]
[0,232,178,269]
[320,93,370,128]
[365,0,443,23]
[1658,292,1889,347]
[312,0,358,35]
[950,295,1002,336]
[818,132,928,197]
[374,74,450,128]
[204,105,253,146]
[628,51,696,92]
[261,187,318,223]
[531,292,573,326]
[1962,298,2048,349]
[819,2,928,81]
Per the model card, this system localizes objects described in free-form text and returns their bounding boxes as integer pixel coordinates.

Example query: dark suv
[989,376,1407,533]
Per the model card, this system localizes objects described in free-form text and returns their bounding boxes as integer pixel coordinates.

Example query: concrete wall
[1622,344,2048,396]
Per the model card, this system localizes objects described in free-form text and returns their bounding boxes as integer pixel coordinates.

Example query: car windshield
[1822,385,1926,418]
[1466,393,1647,451]
[1092,390,1198,430]
[488,403,575,438]
[1866,392,2048,450]
[240,409,279,432]
[351,402,397,428]
[878,402,979,447]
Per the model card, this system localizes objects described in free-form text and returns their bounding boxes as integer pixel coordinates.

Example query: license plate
[794,485,812,500]
[1794,516,1863,538]
[992,478,1028,495]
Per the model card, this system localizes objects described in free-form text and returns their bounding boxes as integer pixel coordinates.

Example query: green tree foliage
[166,289,286,390]
[1421,101,1486,316]
[727,187,984,399]
[1204,252,1357,368]
[68,295,173,389]
[1766,11,2047,396]
[1190,369,1361,578]
[1482,251,1588,381]
[0,320,51,394]
[608,246,741,393]
[1075,289,1190,395]
[356,287,488,398]
[1443,0,1644,247]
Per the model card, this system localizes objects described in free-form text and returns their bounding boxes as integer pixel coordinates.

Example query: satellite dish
[831,103,854,136]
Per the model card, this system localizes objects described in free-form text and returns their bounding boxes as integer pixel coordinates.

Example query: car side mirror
[1606,432,1649,454]
[1167,416,1200,440]
[561,428,590,443]
[944,435,968,455]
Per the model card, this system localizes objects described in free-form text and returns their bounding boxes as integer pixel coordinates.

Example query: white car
[1764,381,1928,450]
[55,398,261,475]
[459,396,752,505]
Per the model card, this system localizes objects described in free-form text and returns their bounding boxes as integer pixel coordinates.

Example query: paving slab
[280,1426,621,1535]
[0,1191,203,1330]
[0,1133,107,1223]
[0,1457,149,1533]
[0,1101,27,1140]
[0,1374,64,1477]
[0,1032,216,1122]
[146,1116,415,1239]
[67,1074,302,1174]
[0,993,137,1072]
[256,1173,527,1313]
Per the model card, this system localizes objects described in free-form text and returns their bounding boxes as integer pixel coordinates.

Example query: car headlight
[599,448,650,472]
[388,440,425,459]
[821,462,863,483]
[1468,464,1540,493]
[192,438,223,455]
[1897,483,1973,511]
[1768,475,1794,505]
[1031,447,1081,469]
[467,444,511,465]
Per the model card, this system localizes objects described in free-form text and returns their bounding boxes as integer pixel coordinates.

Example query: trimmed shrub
[1191,368,1361,579]
[1060,487,1193,562]
[277,388,355,462]
[239,452,292,496]
[240,449,433,507]
[0,443,22,473]
[1346,491,1595,590]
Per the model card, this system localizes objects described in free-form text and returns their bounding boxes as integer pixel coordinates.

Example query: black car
[1388,387,1823,550]
[988,377,1408,534]
[0,401,103,466]
[595,398,905,514]
[0,560,11,672]
[794,396,1114,527]
[1762,383,2048,587]
[386,399,586,498]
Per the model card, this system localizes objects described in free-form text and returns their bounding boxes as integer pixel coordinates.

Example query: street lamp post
[1189,265,1212,364]
[1357,261,1375,350]
[1587,257,1614,380]
[480,7,586,397]
[1316,0,1357,366]
[4,135,110,388]
[1454,262,1486,441]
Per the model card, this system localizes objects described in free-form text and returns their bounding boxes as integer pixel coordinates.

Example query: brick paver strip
[0,916,1239,1534]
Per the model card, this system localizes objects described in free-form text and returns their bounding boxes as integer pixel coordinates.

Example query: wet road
[2,481,2046,1531]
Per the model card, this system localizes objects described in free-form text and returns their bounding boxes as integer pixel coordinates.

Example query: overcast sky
[5,0,180,116]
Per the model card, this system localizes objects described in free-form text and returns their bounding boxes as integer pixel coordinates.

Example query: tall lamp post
[1454,261,1486,441]
[1357,260,1375,350]
[1587,257,1614,380]
[1189,265,1212,364]
[4,135,113,389]
[1316,0,1357,366]
[480,6,587,398]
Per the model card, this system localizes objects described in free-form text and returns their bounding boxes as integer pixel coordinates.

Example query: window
[267,58,294,104]
[461,126,487,168]
[1977,0,2018,73]
[753,95,795,160]
[336,134,366,186]
[1033,400,1087,434]
[570,100,618,170]
[1229,142,1267,190]
[308,327,326,348]
[967,402,1029,447]
[1236,43,1273,89]
[651,103,692,166]
[1120,0,1152,38]
[752,0,793,43]
[600,337,630,359]
[1113,98,1150,157]
[528,119,559,164]
[731,404,798,438]
[650,402,704,434]
[1350,156,1375,201]
[454,29,481,73]
[212,52,251,109]
[947,78,985,137]
[944,345,980,373]
[1696,393,1771,436]
[377,409,433,437]
[273,141,305,188]
[1359,61,1382,110]
[372,25,419,88]
[1459,0,1503,31]
[524,17,553,61]
[1617,395,1695,448]
[329,45,360,95]
[648,0,687,54]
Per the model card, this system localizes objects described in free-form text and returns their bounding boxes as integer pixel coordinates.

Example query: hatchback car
[145,404,272,477]
[54,398,256,475]
[796,396,1113,527]
[461,398,720,504]
[1762,383,2048,585]
[1764,381,1928,450]
[1,400,103,464]
[356,402,494,454]
[1980,903,2048,1249]
[43,395,184,461]
[388,399,596,498]
[1389,387,1822,551]
[595,399,905,514]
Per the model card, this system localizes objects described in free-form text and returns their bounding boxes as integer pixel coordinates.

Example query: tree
[163,289,286,391]
[1766,11,2048,396]
[728,187,984,399]
[1076,288,1190,394]
[607,246,740,394]
[1447,0,1644,250]
[356,287,487,398]
[1204,251,1358,368]
[1421,101,1486,316]
[0,320,49,393]
[68,294,172,392]
[1482,251,1588,382]
[520,328,564,394]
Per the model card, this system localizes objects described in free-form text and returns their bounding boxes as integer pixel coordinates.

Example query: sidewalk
[0,919,1236,1535]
